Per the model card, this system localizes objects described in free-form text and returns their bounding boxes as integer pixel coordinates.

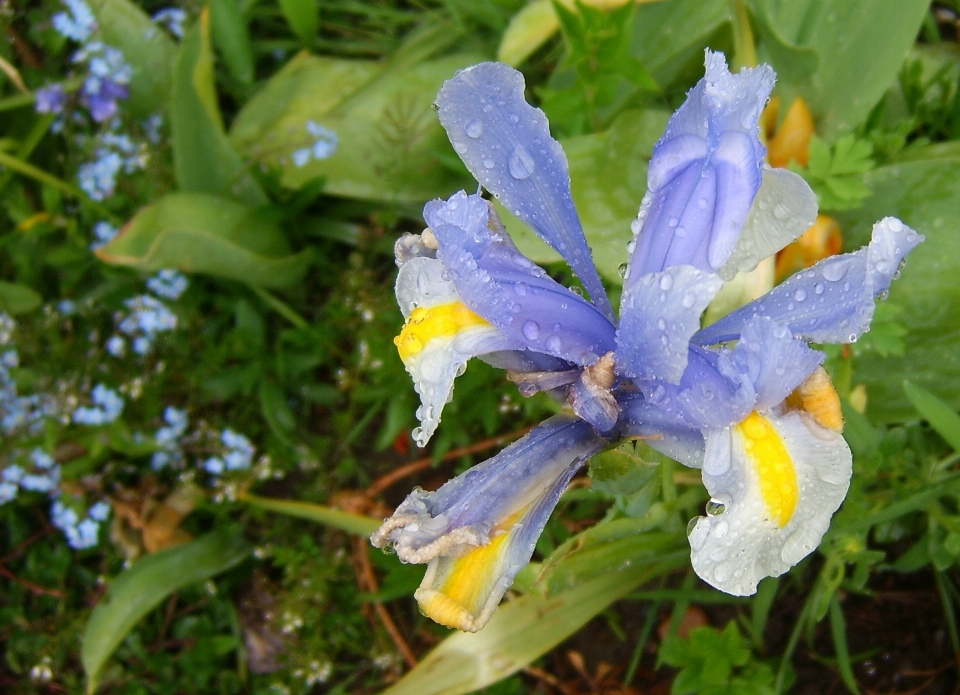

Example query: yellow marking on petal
[738,412,798,528]
[796,366,844,432]
[417,531,511,631]
[394,301,491,362]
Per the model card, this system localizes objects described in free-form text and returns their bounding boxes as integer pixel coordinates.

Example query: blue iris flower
[372,52,924,632]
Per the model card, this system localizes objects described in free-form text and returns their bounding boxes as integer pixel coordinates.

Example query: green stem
[0,113,57,197]
[249,285,309,328]
[0,149,119,222]
[729,0,758,70]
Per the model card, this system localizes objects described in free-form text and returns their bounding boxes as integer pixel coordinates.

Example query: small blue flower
[2,464,25,484]
[88,501,111,521]
[204,456,225,475]
[35,84,67,115]
[91,220,119,250]
[152,8,187,39]
[105,335,126,357]
[147,269,189,300]
[73,383,124,425]
[291,121,338,167]
[52,0,97,42]
[78,151,122,201]
[73,42,131,123]
[0,481,17,504]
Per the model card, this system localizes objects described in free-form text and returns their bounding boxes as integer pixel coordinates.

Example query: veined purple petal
[695,217,924,346]
[616,265,723,383]
[717,317,824,412]
[436,62,613,320]
[618,394,705,468]
[371,414,608,630]
[625,51,773,278]
[425,192,617,366]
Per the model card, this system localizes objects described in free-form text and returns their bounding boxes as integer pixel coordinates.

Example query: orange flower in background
[764,96,843,280]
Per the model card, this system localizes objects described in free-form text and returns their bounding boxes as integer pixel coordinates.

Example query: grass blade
[828,595,859,694]
[240,492,381,536]
[904,380,960,452]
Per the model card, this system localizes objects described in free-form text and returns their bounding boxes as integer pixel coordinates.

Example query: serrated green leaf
[0,281,42,315]
[82,528,249,693]
[96,193,310,289]
[172,10,265,203]
[90,0,176,117]
[903,381,960,452]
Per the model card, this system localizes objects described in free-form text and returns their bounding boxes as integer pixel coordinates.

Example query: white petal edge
[718,167,819,281]
[688,409,851,595]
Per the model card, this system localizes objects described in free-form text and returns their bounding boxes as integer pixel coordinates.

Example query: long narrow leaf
[240,493,380,536]
[904,380,960,452]
[82,528,250,693]
[828,595,859,694]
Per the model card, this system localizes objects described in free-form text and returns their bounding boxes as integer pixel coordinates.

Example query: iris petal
[695,217,925,345]
[688,410,851,596]
[624,51,773,279]
[371,414,607,631]
[436,62,613,320]
[426,192,617,366]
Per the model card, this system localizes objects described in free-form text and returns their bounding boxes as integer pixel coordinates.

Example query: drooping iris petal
[395,255,519,447]
[435,62,613,320]
[619,395,706,468]
[624,51,773,279]
[687,410,851,596]
[695,217,924,345]
[716,316,824,412]
[616,265,723,383]
[425,192,617,366]
[717,167,818,281]
[371,414,608,631]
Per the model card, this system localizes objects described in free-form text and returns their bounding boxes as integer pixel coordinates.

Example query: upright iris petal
[436,62,614,321]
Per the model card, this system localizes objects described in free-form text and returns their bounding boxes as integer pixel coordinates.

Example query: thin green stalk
[250,285,309,329]
[729,0,757,70]
[775,591,814,695]
[934,569,960,655]
[0,113,57,196]
[0,149,118,222]
[624,596,661,686]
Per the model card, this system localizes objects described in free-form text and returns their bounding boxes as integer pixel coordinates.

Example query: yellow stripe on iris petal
[394,301,491,361]
[738,412,798,528]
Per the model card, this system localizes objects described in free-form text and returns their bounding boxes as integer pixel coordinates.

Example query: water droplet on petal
[706,499,726,516]
[822,261,847,282]
[794,288,807,302]
[546,335,562,353]
[659,274,674,291]
[465,120,483,138]
[522,320,540,340]
[508,145,535,179]
[618,263,629,279]
[482,159,495,169]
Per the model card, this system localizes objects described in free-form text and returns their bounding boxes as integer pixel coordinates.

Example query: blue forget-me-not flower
[371,52,924,633]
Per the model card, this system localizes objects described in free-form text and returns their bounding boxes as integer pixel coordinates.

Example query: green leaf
[90,0,176,117]
[278,0,318,47]
[230,26,480,202]
[0,281,42,315]
[903,381,960,452]
[749,0,930,138]
[240,493,381,536]
[828,596,859,694]
[498,0,560,66]
[380,565,653,695]
[172,10,266,203]
[210,0,255,86]
[95,193,310,289]
[82,528,249,693]
[589,443,658,496]
[503,108,671,281]
[834,156,960,421]
[259,379,297,445]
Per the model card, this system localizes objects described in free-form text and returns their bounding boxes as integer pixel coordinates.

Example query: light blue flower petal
[436,62,613,320]
[371,414,607,631]
[625,51,773,278]
[717,316,824,412]
[616,265,723,383]
[619,395,705,468]
[695,217,924,346]
[425,192,617,366]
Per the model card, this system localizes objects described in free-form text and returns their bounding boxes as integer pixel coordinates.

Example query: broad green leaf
[172,10,266,203]
[240,493,381,536]
[903,381,960,452]
[749,0,929,137]
[210,0,255,86]
[0,281,42,314]
[589,444,658,496]
[278,0,319,47]
[834,156,960,421]
[90,0,176,116]
[82,528,249,693]
[230,28,480,202]
[503,108,670,281]
[631,0,733,88]
[95,193,310,289]
[380,564,656,695]
[498,0,560,67]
